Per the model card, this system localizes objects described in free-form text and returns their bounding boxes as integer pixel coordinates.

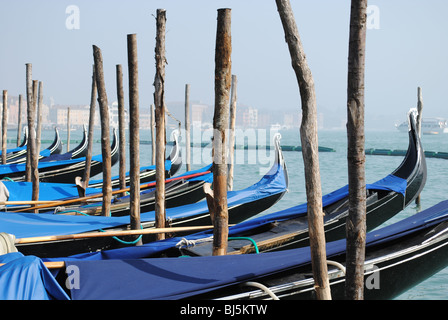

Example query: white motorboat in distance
[396,117,448,135]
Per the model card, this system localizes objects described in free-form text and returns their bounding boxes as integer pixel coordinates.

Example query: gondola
[1,133,288,258]
[5,127,63,164]
[47,109,426,263]
[45,125,89,160]
[46,164,213,216]
[46,199,448,300]
[33,126,89,163]
[0,129,118,183]
[194,200,448,300]
[85,130,182,189]
[1,164,213,216]
[0,133,184,213]
[0,127,27,158]
[163,109,427,256]
[3,200,448,300]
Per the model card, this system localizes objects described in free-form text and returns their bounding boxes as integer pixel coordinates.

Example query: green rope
[228,237,259,254]
[1,177,14,182]
[55,210,143,245]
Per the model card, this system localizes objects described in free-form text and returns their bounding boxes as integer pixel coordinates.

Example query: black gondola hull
[14,134,288,258]
[213,223,448,300]
[182,110,426,257]
[15,191,287,258]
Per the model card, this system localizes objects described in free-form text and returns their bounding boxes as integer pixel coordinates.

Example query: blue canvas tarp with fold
[0,252,69,300]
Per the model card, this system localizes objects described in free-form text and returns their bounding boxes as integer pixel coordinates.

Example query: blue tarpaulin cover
[0,163,285,239]
[3,181,102,202]
[0,152,103,176]
[47,173,406,262]
[2,162,204,204]
[0,252,69,300]
[0,145,27,155]
[39,151,72,162]
[63,200,448,300]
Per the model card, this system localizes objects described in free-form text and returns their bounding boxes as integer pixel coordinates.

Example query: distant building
[0,95,49,128]
[282,111,301,129]
[237,106,258,128]
[257,112,271,128]
[54,105,98,128]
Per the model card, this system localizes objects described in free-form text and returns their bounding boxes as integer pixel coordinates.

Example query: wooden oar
[15,224,220,244]
[1,223,222,270]
[11,170,211,213]
[0,260,64,269]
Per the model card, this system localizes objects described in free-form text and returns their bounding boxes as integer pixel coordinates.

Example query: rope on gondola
[165,105,181,136]
[55,210,143,245]
[242,282,280,300]
[228,237,260,254]
[175,236,213,248]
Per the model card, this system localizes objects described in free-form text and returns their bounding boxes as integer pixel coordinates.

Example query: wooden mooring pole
[227,74,237,191]
[275,0,331,300]
[77,66,96,197]
[185,84,191,172]
[16,94,23,147]
[415,87,423,207]
[127,33,142,244]
[36,82,43,153]
[345,0,368,300]
[66,107,70,152]
[30,79,39,211]
[116,64,127,196]
[92,45,112,217]
[2,90,7,164]
[154,9,167,240]
[25,64,33,182]
[211,8,232,256]
[150,104,155,165]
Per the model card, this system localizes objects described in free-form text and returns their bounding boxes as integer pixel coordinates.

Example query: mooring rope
[164,105,181,134]
[55,210,143,245]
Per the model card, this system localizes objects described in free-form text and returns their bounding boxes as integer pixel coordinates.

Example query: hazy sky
[1,1,447,129]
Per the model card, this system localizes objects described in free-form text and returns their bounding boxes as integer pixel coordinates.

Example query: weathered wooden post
[2,90,7,164]
[127,33,142,245]
[150,104,155,165]
[92,45,112,217]
[211,8,232,256]
[154,9,167,240]
[415,87,423,207]
[185,84,191,171]
[227,74,237,191]
[36,82,43,153]
[275,0,331,299]
[345,0,368,300]
[16,94,23,147]
[66,107,71,152]
[29,80,39,212]
[116,64,127,196]
[77,66,96,197]
[25,64,33,182]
